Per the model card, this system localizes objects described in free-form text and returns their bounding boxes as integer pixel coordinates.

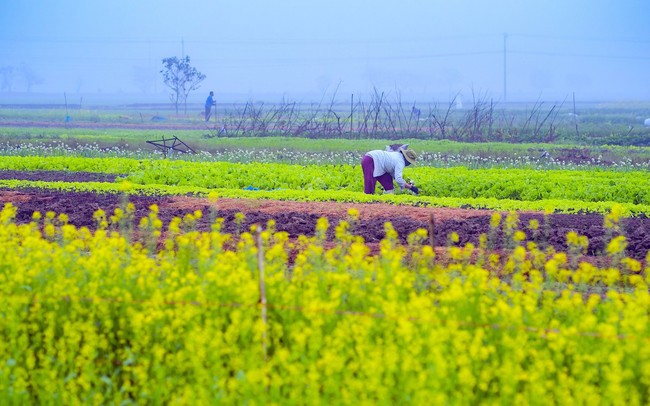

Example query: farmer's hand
[410,186,420,195]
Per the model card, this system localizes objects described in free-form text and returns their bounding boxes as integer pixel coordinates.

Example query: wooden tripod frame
[146,136,195,158]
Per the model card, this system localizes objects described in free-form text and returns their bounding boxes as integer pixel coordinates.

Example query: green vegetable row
[1,179,649,216]
[0,156,139,174]
[2,156,649,204]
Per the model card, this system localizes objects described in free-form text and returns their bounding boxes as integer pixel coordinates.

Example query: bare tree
[132,66,155,94]
[161,56,206,115]
[431,92,460,139]
[521,96,544,136]
[75,77,84,94]
[459,89,492,141]
[18,64,43,92]
[0,66,15,92]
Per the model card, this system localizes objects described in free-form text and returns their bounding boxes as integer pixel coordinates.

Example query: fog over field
[1,0,649,104]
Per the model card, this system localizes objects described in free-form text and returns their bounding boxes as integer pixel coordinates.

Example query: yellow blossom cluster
[0,202,649,404]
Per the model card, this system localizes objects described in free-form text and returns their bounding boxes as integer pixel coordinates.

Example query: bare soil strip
[1,185,648,259]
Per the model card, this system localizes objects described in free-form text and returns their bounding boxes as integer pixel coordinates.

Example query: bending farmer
[361,147,417,194]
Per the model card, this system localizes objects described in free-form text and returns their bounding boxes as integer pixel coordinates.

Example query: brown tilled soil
[1,170,649,260]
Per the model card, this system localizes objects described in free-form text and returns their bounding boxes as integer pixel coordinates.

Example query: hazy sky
[1,0,649,103]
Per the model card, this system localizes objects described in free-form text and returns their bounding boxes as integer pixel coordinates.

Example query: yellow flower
[347,208,360,222]
[490,213,502,228]
[119,180,134,192]
[606,236,627,256]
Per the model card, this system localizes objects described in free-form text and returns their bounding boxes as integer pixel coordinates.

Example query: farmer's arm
[393,162,412,189]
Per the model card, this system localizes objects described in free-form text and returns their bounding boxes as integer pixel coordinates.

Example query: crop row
[3,137,650,170]
[2,179,650,217]
[0,203,648,403]
[1,156,650,209]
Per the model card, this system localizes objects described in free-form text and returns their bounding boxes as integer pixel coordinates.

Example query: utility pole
[181,37,185,58]
[503,33,508,102]
[148,39,155,93]
[350,93,354,133]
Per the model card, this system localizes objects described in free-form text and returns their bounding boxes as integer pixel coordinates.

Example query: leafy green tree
[160,56,206,115]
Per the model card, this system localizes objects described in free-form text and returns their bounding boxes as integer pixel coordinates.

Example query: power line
[0,37,179,44]
[3,33,648,45]
[0,34,497,45]
[2,51,503,66]
[6,50,648,71]
[509,33,650,44]
[4,49,648,73]
[510,50,650,60]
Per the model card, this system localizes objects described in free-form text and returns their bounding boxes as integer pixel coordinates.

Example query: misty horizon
[1,0,649,104]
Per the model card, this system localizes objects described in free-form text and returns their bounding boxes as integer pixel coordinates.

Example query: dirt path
[1,187,649,259]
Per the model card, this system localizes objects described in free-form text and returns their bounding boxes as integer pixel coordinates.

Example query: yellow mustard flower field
[1,198,649,404]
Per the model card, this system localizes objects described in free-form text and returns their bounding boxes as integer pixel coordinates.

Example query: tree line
[0,64,44,92]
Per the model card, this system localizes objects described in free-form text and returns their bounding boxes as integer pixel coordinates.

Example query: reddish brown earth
[1,170,650,260]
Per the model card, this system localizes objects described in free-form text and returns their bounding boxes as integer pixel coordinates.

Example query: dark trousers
[361,155,394,194]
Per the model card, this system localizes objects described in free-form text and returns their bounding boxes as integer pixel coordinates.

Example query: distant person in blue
[205,91,216,122]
